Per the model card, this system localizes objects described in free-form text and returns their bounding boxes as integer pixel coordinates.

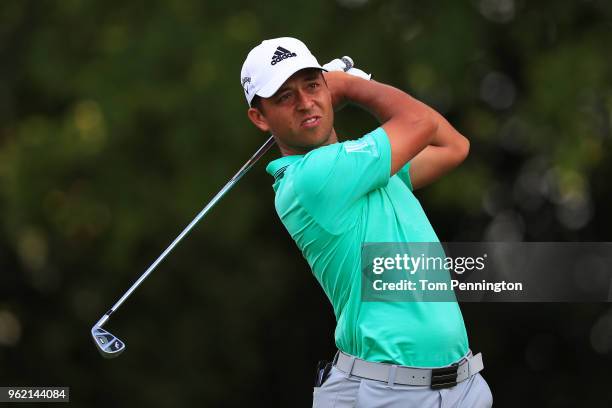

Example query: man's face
[247,68,335,155]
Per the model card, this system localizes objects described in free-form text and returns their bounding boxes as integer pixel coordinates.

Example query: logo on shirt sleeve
[344,138,378,155]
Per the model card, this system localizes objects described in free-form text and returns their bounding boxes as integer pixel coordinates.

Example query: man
[241,37,493,407]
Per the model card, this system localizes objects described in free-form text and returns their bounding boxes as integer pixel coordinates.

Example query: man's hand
[323,56,371,80]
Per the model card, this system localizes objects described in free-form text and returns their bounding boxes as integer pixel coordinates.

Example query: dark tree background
[1,0,611,406]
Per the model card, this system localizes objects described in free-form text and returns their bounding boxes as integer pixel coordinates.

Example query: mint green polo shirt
[266,127,469,367]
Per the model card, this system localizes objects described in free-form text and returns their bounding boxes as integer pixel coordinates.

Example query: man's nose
[296,89,315,110]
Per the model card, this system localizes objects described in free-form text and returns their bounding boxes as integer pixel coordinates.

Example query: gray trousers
[312,364,493,408]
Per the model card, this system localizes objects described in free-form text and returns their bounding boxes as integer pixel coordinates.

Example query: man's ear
[247,107,270,132]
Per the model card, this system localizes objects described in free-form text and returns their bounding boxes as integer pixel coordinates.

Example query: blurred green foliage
[1,0,612,406]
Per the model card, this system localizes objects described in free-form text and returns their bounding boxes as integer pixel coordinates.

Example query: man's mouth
[301,116,321,128]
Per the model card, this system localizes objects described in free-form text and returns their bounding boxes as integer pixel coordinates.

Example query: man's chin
[305,128,335,146]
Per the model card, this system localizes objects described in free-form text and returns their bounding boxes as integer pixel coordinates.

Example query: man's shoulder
[295,128,389,172]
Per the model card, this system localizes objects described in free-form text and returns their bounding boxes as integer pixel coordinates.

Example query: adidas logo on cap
[271,46,297,65]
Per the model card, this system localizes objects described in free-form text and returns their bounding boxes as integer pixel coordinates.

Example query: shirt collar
[265,155,303,181]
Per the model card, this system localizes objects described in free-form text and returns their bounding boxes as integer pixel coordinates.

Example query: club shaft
[96,136,276,328]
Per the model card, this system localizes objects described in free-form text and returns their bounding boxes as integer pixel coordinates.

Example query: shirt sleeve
[396,161,413,191]
[292,127,392,232]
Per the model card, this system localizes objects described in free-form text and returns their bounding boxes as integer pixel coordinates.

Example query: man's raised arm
[324,73,469,189]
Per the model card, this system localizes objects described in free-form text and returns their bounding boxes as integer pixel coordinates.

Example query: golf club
[91,56,356,358]
[91,136,275,358]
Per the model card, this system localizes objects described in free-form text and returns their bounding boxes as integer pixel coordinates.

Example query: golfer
[241,37,493,407]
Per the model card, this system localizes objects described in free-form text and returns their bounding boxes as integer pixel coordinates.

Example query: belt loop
[387,365,398,387]
[463,349,473,365]
[345,356,356,379]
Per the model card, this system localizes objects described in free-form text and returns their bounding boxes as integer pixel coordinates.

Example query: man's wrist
[341,74,374,106]
[324,71,351,110]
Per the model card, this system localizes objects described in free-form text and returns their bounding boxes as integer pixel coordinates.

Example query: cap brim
[255,57,325,99]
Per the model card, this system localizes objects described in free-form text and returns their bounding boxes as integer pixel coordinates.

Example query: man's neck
[278,128,339,157]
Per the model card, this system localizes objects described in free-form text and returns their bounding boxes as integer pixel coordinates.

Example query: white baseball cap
[240,37,323,106]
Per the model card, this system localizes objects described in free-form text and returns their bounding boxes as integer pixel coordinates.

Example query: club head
[91,326,125,358]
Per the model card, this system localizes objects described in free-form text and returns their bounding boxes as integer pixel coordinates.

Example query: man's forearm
[339,75,433,126]
[341,75,466,150]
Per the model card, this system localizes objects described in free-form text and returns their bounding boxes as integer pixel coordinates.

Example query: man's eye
[309,82,320,88]
[278,93,290,102]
